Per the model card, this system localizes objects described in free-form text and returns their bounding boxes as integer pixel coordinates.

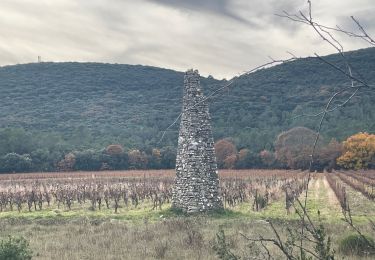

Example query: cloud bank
[0,0,374,78]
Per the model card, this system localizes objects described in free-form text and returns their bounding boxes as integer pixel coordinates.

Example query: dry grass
[1,216,374,260]
[0,217,255,260]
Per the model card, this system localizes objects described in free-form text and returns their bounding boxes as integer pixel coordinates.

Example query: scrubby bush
[0,236,33,260]
[339,234,375,256]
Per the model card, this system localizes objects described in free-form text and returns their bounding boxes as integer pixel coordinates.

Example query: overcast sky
[0,0,374,79]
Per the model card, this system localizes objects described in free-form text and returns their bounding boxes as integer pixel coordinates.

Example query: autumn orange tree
[214,139,237,168]
[337,132,375,169]
[274,127,318,170]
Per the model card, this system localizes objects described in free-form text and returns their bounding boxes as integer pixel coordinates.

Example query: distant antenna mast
[38,56,42,63]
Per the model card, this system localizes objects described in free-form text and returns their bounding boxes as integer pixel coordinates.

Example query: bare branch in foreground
[158,56,298,143]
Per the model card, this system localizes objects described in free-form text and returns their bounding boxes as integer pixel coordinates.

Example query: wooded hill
[0,47,374,153]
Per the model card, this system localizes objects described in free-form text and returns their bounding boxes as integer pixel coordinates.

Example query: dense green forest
[0,47,374,172]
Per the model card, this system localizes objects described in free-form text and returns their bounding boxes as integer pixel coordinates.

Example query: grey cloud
[146,0,256,25]
[336,8,375,33]
[0,0,374,79]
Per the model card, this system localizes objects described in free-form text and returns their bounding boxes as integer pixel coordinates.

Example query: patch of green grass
[0,203,175,222]
[301,178,342,223]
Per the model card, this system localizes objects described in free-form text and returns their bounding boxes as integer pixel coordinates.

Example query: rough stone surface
[172,69,223,213]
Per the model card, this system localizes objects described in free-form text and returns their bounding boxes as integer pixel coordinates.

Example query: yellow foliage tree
[337,132,375,170]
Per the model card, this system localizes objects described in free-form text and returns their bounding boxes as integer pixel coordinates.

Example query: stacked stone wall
[172,69,223,213]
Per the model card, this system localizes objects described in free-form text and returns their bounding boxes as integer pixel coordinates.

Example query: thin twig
[158,56,298,143]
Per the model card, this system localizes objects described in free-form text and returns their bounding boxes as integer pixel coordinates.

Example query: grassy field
[0,170,374,259]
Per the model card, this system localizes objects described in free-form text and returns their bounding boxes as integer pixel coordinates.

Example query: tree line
[0,128,176,173]
[214,127,374,171]
[0,127,373,173]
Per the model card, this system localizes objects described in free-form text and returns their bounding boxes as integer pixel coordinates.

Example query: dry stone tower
[172,69,223,213]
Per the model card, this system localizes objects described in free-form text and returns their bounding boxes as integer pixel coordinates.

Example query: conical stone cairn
[172,69,223,213]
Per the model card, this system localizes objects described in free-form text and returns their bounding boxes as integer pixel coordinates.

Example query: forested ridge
[0,47,374,171]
